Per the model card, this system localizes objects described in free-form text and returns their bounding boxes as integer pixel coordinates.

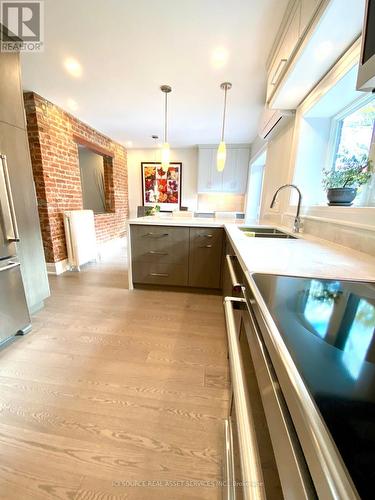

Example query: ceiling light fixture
[63,57,82,78]
[160,85,172,172]
[212,47,229,68]
[217,82,232,172]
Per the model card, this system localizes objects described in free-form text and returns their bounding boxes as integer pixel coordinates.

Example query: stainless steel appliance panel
[0,260,31,344]
[0,123,50,311]
[241,301,315,499]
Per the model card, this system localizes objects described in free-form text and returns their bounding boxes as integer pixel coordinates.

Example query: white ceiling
[21,0,288,148]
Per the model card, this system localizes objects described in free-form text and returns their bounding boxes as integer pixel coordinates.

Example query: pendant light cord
[164,91,168,143]
[221,85,227,141]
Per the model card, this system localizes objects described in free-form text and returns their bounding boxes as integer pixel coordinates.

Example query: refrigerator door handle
[0,154,20,242]
[0,261,20,272]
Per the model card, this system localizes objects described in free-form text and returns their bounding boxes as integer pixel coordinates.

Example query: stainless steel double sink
[239,227,297,239]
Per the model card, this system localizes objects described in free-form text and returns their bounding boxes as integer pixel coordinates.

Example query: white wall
[260,118,295,224]
[127,147,198,218]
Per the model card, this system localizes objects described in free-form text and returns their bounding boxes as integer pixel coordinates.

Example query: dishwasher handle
[224,296,266,500]
[226,255,243,293]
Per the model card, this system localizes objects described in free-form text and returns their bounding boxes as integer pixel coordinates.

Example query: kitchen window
[291,40,375,226]
[330,97,375,170]
[327,96,375,206]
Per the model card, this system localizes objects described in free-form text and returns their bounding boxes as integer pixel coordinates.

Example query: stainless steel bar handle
[226,255,243,292]
[224,297,266,500]
[149,272,169,277]
[0,261,20,272]
[0,154,20,242]
[224,418,235,500]
[271,58,287,85]
[148,250,168,255]
[143,232,169,238]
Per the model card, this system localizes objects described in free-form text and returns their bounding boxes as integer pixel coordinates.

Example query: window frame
[327,93,375,173]
[285,39,375,231]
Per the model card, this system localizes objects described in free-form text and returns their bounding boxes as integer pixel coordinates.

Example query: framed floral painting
[141,162,182,212]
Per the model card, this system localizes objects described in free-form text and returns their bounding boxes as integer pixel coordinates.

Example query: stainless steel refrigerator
[0,153,31,345]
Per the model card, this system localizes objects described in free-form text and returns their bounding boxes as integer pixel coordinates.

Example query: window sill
[285,205,375,232]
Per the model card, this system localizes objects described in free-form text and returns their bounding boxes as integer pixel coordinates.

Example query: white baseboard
[46,237,127,275]
[46,259,69,275]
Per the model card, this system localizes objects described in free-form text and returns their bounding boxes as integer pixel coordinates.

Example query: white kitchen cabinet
[269,0,364,110]
[197,147,223,192]
[266,0,301,103]
[222,148,250,193]
[299,0,321,37]
[197,145,250,194]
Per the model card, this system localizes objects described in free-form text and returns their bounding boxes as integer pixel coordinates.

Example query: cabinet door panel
[222,148,250,194]
[132,262,188,286]
[222,148,237,193]
[266,1,301,102]
[0,53,26,129]
[198,148,223,192]
[188,228,223,288]
[300,0,320,37]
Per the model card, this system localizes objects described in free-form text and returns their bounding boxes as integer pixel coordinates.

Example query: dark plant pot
[327,187,357,206]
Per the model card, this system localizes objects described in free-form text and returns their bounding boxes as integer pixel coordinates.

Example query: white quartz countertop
[225,224,375,282]
[128,216,375,282]
[128,215,243,227]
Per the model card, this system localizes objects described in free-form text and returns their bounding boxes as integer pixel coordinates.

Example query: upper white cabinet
[299,0,321,36]
[266,0,365,110]
[266,0,301,102]
[197,145,250,194]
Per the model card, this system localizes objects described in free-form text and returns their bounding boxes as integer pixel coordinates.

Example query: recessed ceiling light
[66,98,78,112]
[63,57,82,78]
[211,47,229,68]
[125,140,133,148]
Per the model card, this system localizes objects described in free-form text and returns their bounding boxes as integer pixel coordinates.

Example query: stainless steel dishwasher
[222,254,316,500]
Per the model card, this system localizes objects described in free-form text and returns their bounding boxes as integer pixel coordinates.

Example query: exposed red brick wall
[24,92,128,263]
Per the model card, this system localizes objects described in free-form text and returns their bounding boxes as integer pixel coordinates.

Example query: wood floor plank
[0,252,229,499]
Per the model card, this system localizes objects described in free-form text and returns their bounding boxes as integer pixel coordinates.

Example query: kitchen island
[127,216,375,290]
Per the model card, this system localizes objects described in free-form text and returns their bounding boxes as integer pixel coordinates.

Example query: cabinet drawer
[189,228,223,288]
[132,262,188,286]
[189,227,223,245]
[131,225,189,264]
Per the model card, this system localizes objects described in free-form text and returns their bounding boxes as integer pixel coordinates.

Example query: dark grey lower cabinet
[131,225,224,289]
[188,228,223,288]
[131,225,189,286]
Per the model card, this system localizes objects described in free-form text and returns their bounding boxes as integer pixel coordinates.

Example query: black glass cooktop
[253,274,375,499]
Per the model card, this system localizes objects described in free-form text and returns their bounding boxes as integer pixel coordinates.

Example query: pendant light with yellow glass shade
[217,82,232,172]
[160,85,172,172]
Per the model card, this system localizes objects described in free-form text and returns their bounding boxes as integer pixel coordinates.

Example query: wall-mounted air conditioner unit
[259,106,295,141]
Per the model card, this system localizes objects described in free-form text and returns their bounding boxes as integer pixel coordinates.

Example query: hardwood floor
[0,252,229,499]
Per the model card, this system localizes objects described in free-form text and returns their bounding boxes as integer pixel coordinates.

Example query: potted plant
[144,204,161,216]
[322,154,373,206]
